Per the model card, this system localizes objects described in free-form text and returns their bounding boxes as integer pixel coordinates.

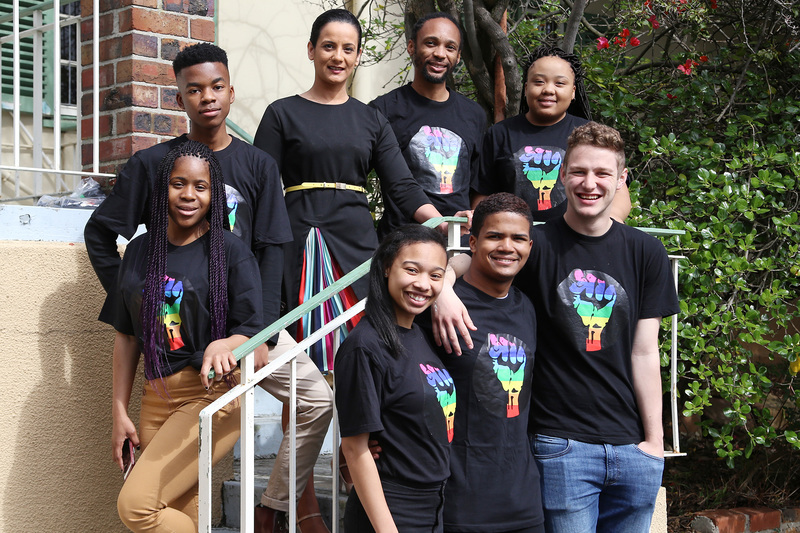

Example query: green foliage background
[356,0,800,466]
[516,0,800,466]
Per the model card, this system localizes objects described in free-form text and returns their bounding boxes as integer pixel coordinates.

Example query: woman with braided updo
[111,140,263,532]
[473,44,631,222]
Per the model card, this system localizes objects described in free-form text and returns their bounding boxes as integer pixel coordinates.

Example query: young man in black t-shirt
[434,123,679,533]
[426,193,544,533]
[83,43,332,533]
[370,12,486,238]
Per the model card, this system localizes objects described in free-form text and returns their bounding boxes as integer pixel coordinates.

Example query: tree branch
[474,2,521,116]
[715,1,775,122]
[463,0,486,71]
[561,0,587,53]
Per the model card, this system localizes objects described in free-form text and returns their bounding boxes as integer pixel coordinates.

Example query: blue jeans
[531,434,663,533]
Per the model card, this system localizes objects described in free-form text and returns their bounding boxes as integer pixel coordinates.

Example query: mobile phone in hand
[122,438,135,480]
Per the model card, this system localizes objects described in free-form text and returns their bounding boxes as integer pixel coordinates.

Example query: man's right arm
[84,152,153,323]
[84,217,123,295]
[431,254,475,355]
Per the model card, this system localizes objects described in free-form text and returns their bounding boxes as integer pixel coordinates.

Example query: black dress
[253,95,430,371]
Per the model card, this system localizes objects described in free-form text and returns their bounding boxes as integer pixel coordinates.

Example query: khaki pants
[117,367,241,532]
[258,329,334,511]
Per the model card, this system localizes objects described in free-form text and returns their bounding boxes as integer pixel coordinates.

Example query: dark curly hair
[472,192,532,237]
[519,45,592,121]
[408,12,464,51]
[173,42,229,78]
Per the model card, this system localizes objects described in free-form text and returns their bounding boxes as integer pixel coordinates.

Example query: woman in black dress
[253,8,447,373]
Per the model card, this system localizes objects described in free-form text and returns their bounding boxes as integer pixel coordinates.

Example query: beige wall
[0,241,229,532]
[218,2,408,138]
[0,119,79,205]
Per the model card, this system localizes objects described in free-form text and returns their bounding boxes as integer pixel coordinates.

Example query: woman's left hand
[200,339,239,389]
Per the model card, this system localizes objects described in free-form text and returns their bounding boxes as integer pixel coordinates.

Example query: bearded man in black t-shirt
[370,12,486,238]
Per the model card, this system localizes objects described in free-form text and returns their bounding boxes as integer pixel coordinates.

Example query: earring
[384,271,389,278]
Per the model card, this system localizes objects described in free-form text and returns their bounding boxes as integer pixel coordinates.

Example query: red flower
[710,0,718,7]
[648,15,660,29]
[677,59,693,75]
[596,37,610,50]
[645,0,652,7]
[667,93,677,100]
[614,36,627,48]
[620,28,631,38]
[699,55,709,62]
[630,37,641,46]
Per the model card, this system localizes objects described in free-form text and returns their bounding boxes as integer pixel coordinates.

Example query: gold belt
[284,182,367,194]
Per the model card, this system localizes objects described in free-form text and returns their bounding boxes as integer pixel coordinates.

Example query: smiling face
[167,155,212,245]
[524,55,576,126]
[467,212,532,294]
[307,21,362,88]
[409,17,461,85]
[386,241,447,328]
[175,61,234,133]
[560,144,627,235]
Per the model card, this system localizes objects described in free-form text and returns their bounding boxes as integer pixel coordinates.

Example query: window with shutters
[0,0,79,115]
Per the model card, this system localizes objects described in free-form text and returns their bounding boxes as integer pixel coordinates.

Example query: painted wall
[0,238,230,532]
[218,1,407,138]
[0,118,79,205]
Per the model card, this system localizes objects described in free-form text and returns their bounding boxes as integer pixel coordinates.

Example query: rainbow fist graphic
[487,334,527,418]
[420,363,456,442]
[519,147,562,211]
[161,275,185,351]
[568,269,616,352]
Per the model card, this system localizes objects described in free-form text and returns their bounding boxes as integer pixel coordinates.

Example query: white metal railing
[197,221,685,532]
[0,0,114,203]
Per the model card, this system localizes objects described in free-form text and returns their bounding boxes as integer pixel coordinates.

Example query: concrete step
[220,454,347,531]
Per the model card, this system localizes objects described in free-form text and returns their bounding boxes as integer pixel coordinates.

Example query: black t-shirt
[476,113,588,221]
[369,84,487,237]
[515,218,680,444]
[253,95,431,303]
[335,320,454,486]
[87,134,292,323]
[419,279,543,531]
[113,231,263,376]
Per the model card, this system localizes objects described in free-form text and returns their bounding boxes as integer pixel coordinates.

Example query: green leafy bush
[581,3,800,466]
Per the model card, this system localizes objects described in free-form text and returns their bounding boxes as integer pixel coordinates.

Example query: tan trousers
[258,329,334,511]
[117,367,241,532]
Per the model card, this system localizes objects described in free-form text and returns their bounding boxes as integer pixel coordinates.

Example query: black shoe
[254,504,289,533]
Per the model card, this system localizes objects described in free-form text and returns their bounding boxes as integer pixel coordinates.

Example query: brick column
[80,0,216,187]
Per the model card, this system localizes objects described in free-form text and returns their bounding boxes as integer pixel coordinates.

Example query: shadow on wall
[0,243,139,533]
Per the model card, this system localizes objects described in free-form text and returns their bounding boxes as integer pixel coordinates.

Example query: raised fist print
[161,275,185,351]
[487,333,527,417]
[519,147,562,211]
[420,363,457,442]
[568,269,616,351]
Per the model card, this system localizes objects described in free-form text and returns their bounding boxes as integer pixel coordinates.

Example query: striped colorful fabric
[297,227,361,372]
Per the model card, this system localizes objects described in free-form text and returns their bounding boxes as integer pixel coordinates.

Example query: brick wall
[692,507,800,533]
[80,0,215,185]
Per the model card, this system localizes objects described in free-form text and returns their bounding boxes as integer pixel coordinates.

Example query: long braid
[206,152,228,344]
[519,45,592,121]
[141,147,177,387]
[140,140,229,389]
